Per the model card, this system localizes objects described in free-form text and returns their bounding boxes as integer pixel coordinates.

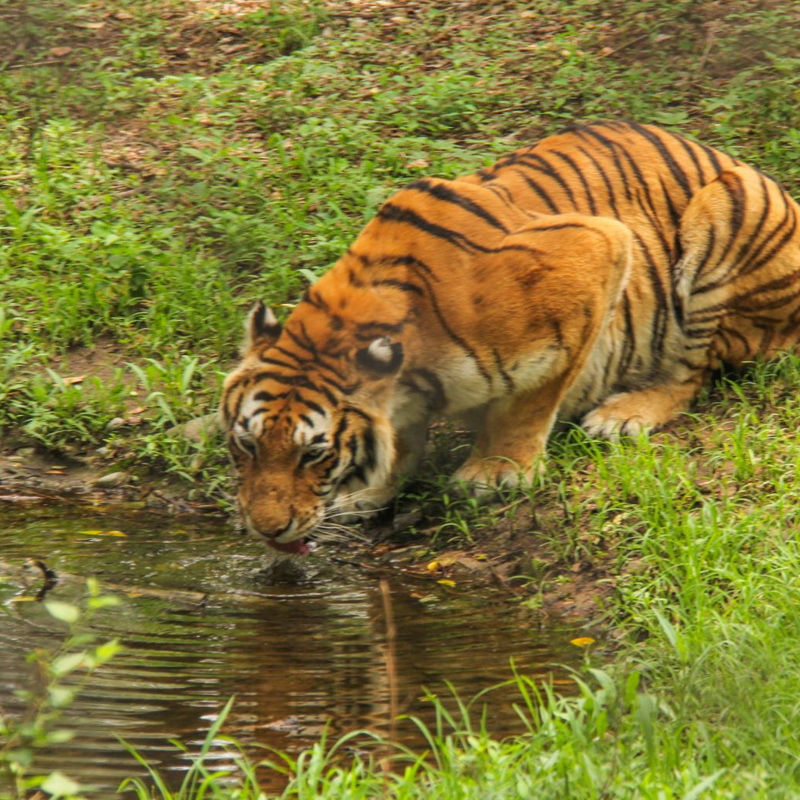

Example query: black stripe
[743,190,798,277]
[310,381,339,407]
[522,222,594,234]
[259,357,299,371]
[516,153,578,207]
[632,231,670,371]
[254,389,280,402]
[402,367,447,411]
[407,264,492,386]
[408,179,509,233]
[377,202,493,254]
[694,172,747,293]
[344,406,371,424]
[485,183,516,206]
[674,135,708,185]
[492,348,515,393]
[599,134,673,263]
[550,149,597,215]
[618,291,636,377]
[577,145,621,218]
[273,345,304,365]
[576,126,633,202]
[733,264,800,307]
[354,320,406,339]
[347,267,365,287]
[626,123,693,200]
[284,325,316,356]
[230,390,243,424]
[658,175,682,230]
[293,393,326,416]
[717,325,750,354]
[301,289,329,311]
[696,141,724,175]
[510,168,560,213]
[386,254,438,279]
[734,172,771,267]
[332,414,350,452]
[688,225,718,291]
[695,185,791,294]
[372,278,424,295]
[362,426,376,471]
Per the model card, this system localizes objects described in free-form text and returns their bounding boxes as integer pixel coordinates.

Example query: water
[0,501,590,795]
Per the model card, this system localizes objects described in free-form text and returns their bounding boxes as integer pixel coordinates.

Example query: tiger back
[221,121,800,553]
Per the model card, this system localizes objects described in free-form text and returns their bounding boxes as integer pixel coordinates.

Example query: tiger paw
[581,394,653,441]
[451,455,544,495]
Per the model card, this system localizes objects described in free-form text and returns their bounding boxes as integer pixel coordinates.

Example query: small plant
[0,580,122,799]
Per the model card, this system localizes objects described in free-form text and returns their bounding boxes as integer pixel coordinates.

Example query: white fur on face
[293,411,331,448]
[237,395,268,438]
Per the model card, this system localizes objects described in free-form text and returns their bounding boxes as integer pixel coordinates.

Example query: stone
[93,471,131,488]
[170,412,222,443]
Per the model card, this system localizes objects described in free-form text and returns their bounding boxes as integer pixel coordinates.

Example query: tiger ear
[356,337,404,377]
[245,301,282,350]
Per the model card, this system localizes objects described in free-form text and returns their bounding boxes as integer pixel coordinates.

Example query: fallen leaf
[49,46,73,57]
[63,374,86,385]
[437,579,456,587]
[426,560,441,572]
[76,21,106,29]
[79,529,127,537]
[406,158,430,169]
[570,636,596,648]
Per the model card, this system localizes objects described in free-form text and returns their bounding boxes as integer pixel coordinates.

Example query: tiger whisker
[323,507,386,521]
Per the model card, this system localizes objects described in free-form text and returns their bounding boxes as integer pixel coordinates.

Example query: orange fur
[221,122,800,549]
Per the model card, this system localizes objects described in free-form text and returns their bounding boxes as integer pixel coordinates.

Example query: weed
[0,581,122,799]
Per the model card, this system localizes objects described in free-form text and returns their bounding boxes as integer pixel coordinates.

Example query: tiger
[220,120,800,554]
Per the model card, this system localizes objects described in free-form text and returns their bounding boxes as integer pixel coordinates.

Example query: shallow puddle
[0,503,591,795]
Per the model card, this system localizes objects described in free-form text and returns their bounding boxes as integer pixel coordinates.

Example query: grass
[3,0,800,796]
[3,0,800,499]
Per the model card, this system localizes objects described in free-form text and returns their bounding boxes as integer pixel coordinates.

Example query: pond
[0,501,592,795]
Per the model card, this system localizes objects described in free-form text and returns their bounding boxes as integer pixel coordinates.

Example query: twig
[5,59,66,70]
[602,33,652,58]
[0,557,207,606]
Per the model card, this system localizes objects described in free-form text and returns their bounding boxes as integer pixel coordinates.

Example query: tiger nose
[247,514,292,540]
[237,498,292,540]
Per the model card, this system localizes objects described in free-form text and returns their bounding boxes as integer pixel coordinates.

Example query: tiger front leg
[446,214,633,493]
[451,376,566,491]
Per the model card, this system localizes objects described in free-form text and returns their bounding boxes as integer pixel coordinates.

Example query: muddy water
[0,503,590,795]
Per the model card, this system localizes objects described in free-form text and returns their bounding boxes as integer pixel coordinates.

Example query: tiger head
[220,301,405,554]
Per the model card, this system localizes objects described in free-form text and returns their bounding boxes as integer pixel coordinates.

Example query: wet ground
[0,501,596,795]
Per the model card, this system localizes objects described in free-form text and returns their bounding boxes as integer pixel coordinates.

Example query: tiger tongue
[267,538,310,555]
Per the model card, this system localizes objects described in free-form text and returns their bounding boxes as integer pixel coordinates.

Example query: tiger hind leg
[584,164,800,441]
